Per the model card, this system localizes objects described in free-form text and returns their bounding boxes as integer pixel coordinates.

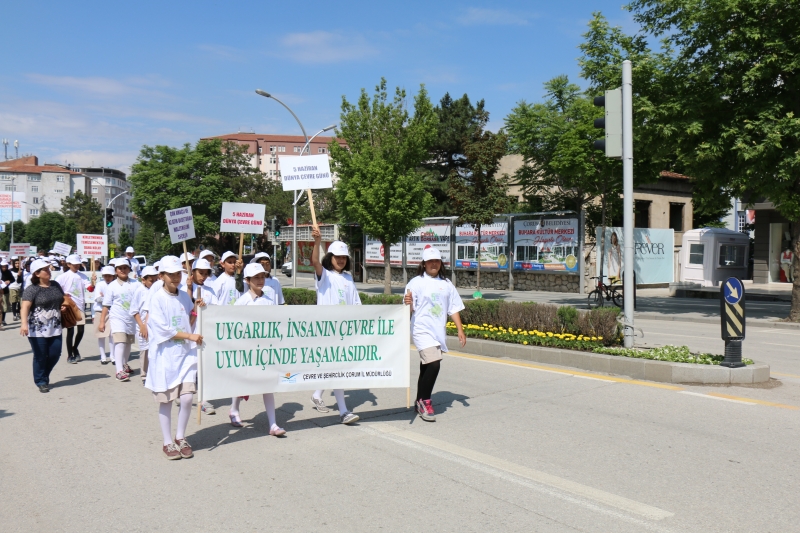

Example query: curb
[445,337,770,385]
[634,312,800,330]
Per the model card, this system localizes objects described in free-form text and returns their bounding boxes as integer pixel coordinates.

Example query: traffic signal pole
[621,60,634,348]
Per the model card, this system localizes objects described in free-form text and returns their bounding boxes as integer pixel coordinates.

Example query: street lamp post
[255,89,334,288]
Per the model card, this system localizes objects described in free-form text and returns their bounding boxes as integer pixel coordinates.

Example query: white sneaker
[311,396,330,413]
[340,411,359,425]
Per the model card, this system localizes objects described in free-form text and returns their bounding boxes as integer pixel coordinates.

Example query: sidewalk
[275,272,795,328]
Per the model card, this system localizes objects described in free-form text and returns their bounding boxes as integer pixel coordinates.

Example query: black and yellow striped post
[720,277,746,368]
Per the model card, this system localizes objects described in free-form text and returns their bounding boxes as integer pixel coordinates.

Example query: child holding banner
[403,247,466,422]
[145,256,202,460]
[100,258,137,382]
[130,266,159,384]
[94,266,115,364]
[227,263,286,435]
[57,254,96,364]
[309,227,360,425]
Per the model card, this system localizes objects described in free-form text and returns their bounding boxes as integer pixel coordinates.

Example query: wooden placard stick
[182,241,191,275]
[196,284,203,425]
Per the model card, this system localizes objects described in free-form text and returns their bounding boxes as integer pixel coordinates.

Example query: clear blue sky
[0,1,637,172]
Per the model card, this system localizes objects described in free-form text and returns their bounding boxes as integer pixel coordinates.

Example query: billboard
[513,218,579,272]
[365,237,402,266]
[0,192,27,225]
[454,222,509,270]
[595,227,674,284]
[405,224,451,266]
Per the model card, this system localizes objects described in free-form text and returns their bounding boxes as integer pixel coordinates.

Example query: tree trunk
[791,221,800,321]
[476,224,481,290]
[382,238,391,295]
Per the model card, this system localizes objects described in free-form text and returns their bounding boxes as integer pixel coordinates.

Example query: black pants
[416,360,441,402]
[30,335,62,386]
[65,325,85,357]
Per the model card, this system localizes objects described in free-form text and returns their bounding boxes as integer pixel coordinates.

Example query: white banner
[53,241,72,256]
[10,243,30,257]
[199,305,410,401]
[219,202,266,234]
[77,234,108,258]
[278,154,333,191]
[166,206,196,244]
[595,227,674,284]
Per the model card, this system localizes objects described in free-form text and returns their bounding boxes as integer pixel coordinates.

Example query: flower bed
[594,345,755,365]
[447,322,607,351]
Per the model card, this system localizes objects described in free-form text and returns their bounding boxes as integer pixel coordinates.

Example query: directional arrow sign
[720,277,745,340]
[723,277,743,306]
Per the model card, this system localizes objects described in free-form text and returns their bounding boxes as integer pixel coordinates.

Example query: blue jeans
[29,335,63,387]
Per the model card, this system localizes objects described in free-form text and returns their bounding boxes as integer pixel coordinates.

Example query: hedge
[282,288,403,306]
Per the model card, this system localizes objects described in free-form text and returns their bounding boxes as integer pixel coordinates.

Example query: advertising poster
[199,305,410,401]
[595,227,674,284]
[513,218,579,272]
[0,192,27,225]
[294,240,331,273]
[454,222,509,270]
[365,237,402,266]
[406,224,451,266]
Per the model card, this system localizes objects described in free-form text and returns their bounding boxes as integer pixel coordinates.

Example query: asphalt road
[1,319,799,533]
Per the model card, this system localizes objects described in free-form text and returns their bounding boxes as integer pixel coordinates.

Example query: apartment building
[0,155,89,223]
[81,167,136,242]
[202,133,346,179]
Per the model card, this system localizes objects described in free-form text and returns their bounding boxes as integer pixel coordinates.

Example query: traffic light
[593,88,622,159]
[272,216,280,237]
[105,208,114,228]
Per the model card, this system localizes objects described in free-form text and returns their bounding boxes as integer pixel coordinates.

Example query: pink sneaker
[423,400,436,421]
[269,426,286,437]
[417,399,435,422]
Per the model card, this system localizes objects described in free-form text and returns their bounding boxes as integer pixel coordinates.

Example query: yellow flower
[523,341,528,345]
[598,336,603,340]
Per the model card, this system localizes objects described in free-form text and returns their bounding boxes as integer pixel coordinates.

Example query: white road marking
[363,424,675,525]
[677,391,756,405]
[764,342,799,347]
[574,375,617,382]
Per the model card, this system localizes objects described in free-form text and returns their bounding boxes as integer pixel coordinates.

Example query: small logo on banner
[281,372,300,384]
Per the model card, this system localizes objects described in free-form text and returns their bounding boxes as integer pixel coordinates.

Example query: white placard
[29,246,37,255]
[166,206,196,244]
[53,241,72,256]
[10,243,30,257]
[199,304,410,401]
[278,154,333,191]
[219,202,266,234]
[77,234,108,258]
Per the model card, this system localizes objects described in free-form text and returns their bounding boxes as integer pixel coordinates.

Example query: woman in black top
[20,259,67,393]
[0,261,13,327]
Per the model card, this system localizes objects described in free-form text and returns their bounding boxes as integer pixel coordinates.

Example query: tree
[118,226,134,251]
[129,139,266,254]
[0,221,26,250]
[26,212,72,252]
[61,190,104,235]
[330,78,437,294]
[449,122,515,290]
[422,93,488,216]
[625,1,800,319]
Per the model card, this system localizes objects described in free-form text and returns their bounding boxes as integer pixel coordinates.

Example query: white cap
[192,258,212,271]
[199,250,215,260]
[0,260,8,266]
[327,241,349,256]
[30,259,50,274]
[141,266,158,277]
[180,252,195,262]
[101,265,115,276]
[421,247,442,261]
[220,251,238,263]
[125,246,134,253]
[10,255,18,260]
[243,263,265,278]
[48,249,56,254]
[112,258,130,268]
[153,261,160,270]
[251,252,271,262]
[66,254,82,265]
[158,255,183,274]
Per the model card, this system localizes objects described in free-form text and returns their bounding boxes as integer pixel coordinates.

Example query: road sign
[0,224,5,233]
[720,276,746,368]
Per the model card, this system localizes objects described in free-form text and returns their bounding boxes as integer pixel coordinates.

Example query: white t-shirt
[235,287,279,306]
[57,270,91,310]
[129,283,152,349]
[264,275,285,305]
[405,273,465,352]
[93,280,109,312]
[144,288,197,393]
[316,268,361,306]
[127,257,141,278]
[212,272,241,306]
[102,278,137,335]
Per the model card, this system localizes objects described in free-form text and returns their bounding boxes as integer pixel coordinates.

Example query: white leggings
[230,394,279,428]
[158,394,193,446]
[114,342,131,373]
[313,389,349,413]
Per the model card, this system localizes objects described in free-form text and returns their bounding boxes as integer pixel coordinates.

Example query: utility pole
[621,60,635,348]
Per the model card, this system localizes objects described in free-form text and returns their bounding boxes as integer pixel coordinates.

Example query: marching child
[145,256,202,460]
[309,227,360,424]
[229,263,285,436]
[100,258,137,381]
[130,266,159,384]
[182,258,218,415]
[210,251,243,305]
[403,247,466,422]
[57,254,96,364]
[94,266,116,364]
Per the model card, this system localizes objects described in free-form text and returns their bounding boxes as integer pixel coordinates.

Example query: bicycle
[587,276,623,309]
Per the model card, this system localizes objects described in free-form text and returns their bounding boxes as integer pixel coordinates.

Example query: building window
[56,175,65,182]
[634,200,651,228]
[689,244,705,265]
[54,189,63,193]
[293,147,301,153]
[719,244,746,267]
[278,146,285,153]
[4,184,15,191]
[0,174,11,180]
[318,147,327,154]
[669,203,684,231]
[92,187,98,193]
[32,197,39,204]
[258,147,263,154]
[31,186,39,192]
[106,188,111,194]
[737,212,746,233]
[270,156,276,164]
[27,174,41,181]
[29,209,39,216]
[270,146,276,153]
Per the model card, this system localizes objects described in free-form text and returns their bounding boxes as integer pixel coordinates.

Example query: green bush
[593,345,754,365]
[557,305,579,332]
[460,299,502,326]
[283,288,317,305]
[359,293,404,305]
